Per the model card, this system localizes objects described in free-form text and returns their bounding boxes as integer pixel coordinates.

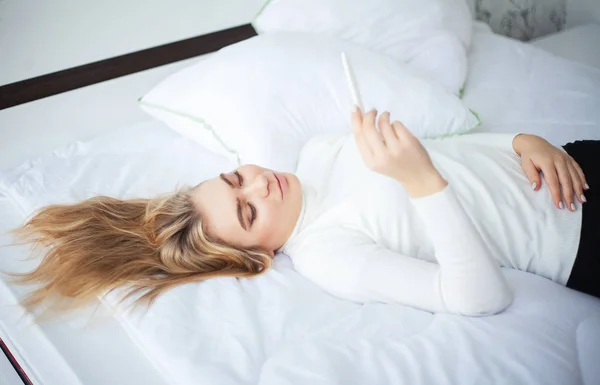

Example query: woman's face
[191,165,302,256]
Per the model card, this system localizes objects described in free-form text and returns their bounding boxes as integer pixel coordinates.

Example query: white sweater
[280,133,582,316]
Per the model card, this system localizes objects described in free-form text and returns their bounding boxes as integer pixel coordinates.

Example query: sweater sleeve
[408,184,514,316]
[291,185,513,317]
[443,132,520,152]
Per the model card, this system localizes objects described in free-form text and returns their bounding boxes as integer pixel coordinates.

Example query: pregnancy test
[341,52,365,112]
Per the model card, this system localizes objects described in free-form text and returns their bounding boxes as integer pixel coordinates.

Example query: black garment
[562,140,600,299]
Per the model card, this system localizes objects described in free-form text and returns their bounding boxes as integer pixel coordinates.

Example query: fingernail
[584,183,590,190]
[581,194,587,203]
[571,202,576,211]
[558,201,564,209]
[531,182,537,190]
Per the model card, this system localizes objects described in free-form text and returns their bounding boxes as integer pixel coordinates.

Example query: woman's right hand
[352,108,447,198]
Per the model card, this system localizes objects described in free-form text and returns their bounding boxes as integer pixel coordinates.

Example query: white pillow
[464,29,600,146]
[252,0,473,95]
[140,32,480,172]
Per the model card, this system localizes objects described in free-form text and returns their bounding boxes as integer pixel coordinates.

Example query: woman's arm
[343,108,513,315]
[293,211,513,316]
[451,132,589,211]
[351,108,447,198]
[513,134,588,210]
[407,184,513,315]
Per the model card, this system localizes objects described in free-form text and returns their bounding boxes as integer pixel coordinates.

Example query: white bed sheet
[2,27,600,385]
[1,120,600,385]
[0,210,166,385]
[0,121,212,385]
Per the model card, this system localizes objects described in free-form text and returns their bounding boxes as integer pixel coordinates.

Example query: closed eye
[231,171,255,227]
[249,203,257,226]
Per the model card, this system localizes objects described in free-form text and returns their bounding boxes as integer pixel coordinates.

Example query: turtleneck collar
[279,182,315,254]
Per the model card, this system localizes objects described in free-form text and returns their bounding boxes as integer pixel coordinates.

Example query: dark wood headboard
[0,24,257,111]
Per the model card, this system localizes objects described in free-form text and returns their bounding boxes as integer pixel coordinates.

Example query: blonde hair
[7,187,272,314]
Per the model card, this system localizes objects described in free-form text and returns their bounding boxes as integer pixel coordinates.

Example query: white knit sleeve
[446,132,520,152]
[290,186,514,316]
[407,184,514,315]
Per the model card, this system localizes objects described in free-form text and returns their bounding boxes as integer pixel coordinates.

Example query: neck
[278,184,307,252]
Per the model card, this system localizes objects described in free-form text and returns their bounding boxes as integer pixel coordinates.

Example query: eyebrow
[219,173,247,231]
[219,173,233,187]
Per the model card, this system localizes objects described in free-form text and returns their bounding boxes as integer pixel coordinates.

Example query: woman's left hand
[513,134,588,211]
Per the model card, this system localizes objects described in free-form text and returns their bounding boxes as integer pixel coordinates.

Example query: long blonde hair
[7,187,272,314]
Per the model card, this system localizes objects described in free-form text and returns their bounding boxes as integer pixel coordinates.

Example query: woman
[11,108,599,316]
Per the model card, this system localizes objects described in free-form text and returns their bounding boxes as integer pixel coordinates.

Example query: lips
[274,173,284,199]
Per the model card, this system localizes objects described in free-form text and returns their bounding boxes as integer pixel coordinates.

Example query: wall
[565,0,600,28]
[0,0,264,170]
[0,0,264,84]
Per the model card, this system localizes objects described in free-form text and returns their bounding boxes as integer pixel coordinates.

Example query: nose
[241,174,269,200]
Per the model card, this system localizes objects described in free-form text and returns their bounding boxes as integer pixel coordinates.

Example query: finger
[522,158,541,191]
[391,120,413,141]
[378,111,397,146]
[555,160,575,211]
[362,109,386,154]
[540,163,563,209]
[351,106,363,137]
[352,107,373,159]
[568,162,586,204]
[570,157,589,191]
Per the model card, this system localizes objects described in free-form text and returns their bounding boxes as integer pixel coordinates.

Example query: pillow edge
[138,99,242,166]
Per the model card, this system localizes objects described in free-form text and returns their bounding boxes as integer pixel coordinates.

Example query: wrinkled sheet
[1,121,599,385]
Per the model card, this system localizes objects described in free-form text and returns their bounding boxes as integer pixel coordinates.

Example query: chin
[286,173,302,192]
[285,172,299,184]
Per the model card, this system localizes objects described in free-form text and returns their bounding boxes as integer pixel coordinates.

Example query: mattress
[2,27,600,385]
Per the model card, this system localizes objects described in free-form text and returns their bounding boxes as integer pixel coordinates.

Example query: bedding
[2,109,600,385]
[252,0,472,94]
[463,23,600,145]
[1,124,600,385]
[140,32,479,173]
[0,208,168,385]
[0,121,194,385]
[2,24,600,385]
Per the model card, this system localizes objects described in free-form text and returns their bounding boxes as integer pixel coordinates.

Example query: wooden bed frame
[0,24,257,111]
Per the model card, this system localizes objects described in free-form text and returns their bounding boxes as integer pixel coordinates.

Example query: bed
[0,124,179,385]
[1,22,600,385]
